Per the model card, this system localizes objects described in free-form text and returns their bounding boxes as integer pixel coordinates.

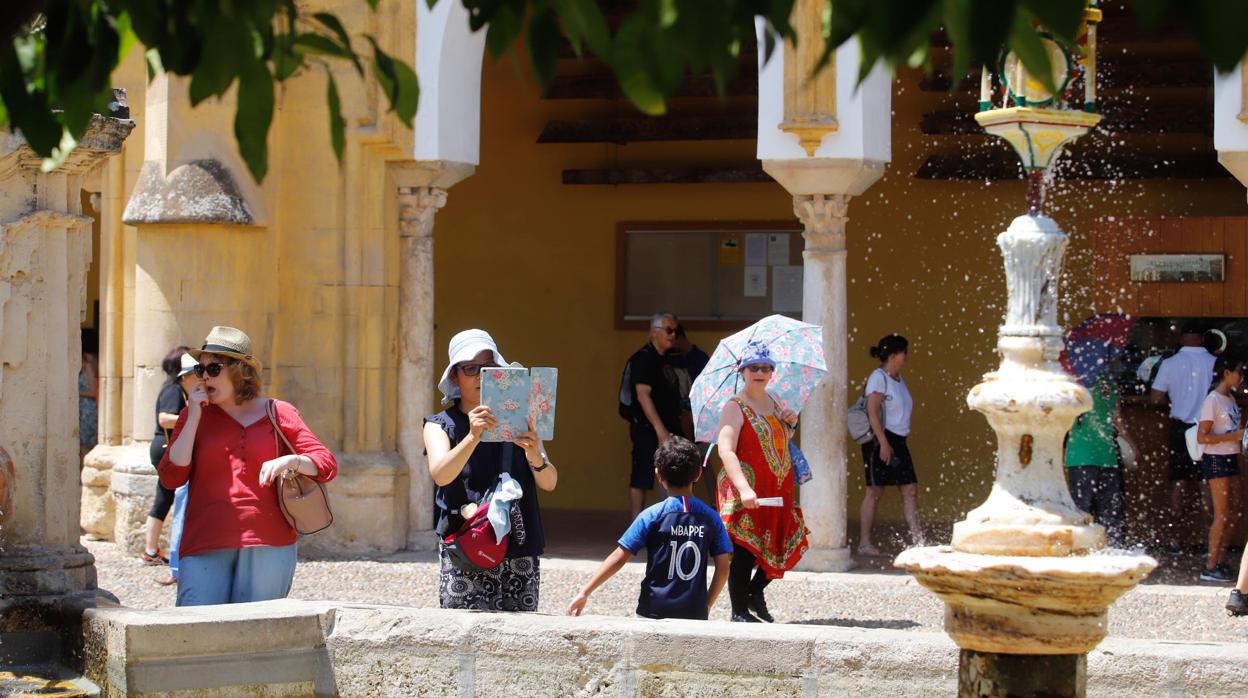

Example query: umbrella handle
[702,442,716,469]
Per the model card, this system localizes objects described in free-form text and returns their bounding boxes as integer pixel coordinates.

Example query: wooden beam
[538,112,756,144]
[562,166,771,185]
[916,149,1229,180]
[544,71,758,100]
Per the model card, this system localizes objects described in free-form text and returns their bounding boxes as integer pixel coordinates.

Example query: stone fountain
[895,4,1156,696]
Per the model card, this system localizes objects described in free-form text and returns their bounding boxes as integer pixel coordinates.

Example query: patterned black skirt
[438,545,540,612]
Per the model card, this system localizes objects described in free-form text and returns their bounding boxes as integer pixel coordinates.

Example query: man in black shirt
[625,312,686,517]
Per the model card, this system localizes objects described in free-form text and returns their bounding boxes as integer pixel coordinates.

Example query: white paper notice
[772,265,803,312]
[744,266,767,297]
[767,233,789,265]
[744,233,767,266]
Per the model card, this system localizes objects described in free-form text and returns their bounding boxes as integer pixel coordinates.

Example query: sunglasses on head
[193,362,228,378]
[455,362,497,377]
[745,364,774,374]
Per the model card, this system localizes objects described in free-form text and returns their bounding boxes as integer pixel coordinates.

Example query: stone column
[0,114,132,663]
[792,193,852,571]
[393,162,473,550]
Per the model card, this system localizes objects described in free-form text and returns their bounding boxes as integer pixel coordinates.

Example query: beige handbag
[266,399,334,535]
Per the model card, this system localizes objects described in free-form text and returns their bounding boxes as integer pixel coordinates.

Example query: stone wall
[83,599,1248,697]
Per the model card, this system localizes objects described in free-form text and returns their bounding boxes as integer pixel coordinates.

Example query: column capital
[396,186,448,239]
[793,193,849,252]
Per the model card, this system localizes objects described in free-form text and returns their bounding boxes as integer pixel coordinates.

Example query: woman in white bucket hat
[423,329,558,611]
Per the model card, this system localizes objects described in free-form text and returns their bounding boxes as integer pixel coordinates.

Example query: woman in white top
[857,334,923,556]
[1195,354,1244,583]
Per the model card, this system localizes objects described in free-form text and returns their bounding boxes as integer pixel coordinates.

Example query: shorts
[1169,419,1200,481]
[630,423,659,490]
[1200,453,1241,481]
[862,430,917,487]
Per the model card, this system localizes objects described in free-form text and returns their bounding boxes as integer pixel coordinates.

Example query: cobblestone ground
[87,538,1248,643]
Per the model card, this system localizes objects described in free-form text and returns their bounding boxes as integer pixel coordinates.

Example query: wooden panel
[1091,216,1248,318]
[1226,218,1248,316]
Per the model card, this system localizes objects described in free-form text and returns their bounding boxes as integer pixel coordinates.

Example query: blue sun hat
[737,341,776,370]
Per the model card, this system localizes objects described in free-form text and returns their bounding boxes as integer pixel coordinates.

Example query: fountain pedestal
[897,215,1156,696]
[899,10,1155,694]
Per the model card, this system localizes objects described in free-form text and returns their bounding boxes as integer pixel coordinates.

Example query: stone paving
[86,537,1248,644]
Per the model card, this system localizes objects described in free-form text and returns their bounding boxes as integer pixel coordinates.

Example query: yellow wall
[437,55,1248,526]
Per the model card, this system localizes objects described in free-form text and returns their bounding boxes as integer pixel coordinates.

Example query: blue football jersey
[618,495,732,620]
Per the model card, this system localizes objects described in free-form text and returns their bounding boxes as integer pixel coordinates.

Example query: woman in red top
[716,341,809,623]
[159,326,336,606]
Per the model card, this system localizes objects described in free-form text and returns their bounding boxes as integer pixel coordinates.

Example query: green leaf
[1007,12,1055,95]
[612,17,667,115]
[484,2,522,59]
[234,59,275,182]
[293,33,354,60]
[552,0,611,58]
[367,37,419,122]
[114,11,138,64]
[326,70,345,162]
[526,10,561,89]
[1020,0,1085,42]
[1186,0,1248,72]
[312,12,362,75]
[0,41,62,155]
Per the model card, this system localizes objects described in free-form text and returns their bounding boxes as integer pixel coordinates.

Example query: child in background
[567,437,731,620]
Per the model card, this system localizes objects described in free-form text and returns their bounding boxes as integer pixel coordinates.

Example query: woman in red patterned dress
[715,341,809,622]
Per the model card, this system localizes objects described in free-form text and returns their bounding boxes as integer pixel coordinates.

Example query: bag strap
[266,399,298,457]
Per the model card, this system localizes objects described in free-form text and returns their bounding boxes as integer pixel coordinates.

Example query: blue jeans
[168,484,188,578]
[176,544,298,606]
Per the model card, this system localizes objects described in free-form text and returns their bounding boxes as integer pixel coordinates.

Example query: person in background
[716,342,807,623]
[1229,545,1248,616]
[160,326,337,606]
[1151,324,1217,550]
[624,312,687,518]
[1194,354,1244,583]
[1064,374,1138,547]
[567,437,731,620]
[79,328,99,461]
[424,329,557,612]
[857,334,924,556]
[674,325,710,383]
[142,347,193,576]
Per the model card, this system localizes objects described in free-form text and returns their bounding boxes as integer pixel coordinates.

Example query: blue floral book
[480,366,558,442]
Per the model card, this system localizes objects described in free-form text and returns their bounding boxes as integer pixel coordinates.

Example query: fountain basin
[896,546,1155,655]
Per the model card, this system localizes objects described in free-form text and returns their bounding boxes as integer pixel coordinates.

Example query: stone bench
[82,599,1248,696]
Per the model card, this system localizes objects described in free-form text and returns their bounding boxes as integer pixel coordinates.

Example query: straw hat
[189,326,262,372]
[438,329,507,402]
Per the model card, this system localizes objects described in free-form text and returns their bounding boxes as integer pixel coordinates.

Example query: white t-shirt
[1152,347,1217,423]
[865,369,913,437]
[1198,391,1242,456]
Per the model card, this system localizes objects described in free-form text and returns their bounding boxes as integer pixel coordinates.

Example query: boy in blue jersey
[567,437,731,620]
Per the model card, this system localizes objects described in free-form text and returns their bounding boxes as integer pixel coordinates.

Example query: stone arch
[415,0,487,164]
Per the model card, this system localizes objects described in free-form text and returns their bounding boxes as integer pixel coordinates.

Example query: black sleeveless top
[424,404,546,558]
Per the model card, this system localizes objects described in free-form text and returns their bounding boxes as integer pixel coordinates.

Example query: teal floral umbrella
[689,314,826,442]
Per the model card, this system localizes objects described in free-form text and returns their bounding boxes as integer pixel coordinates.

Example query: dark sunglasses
[193,362,227,378]
[745,364,774,374]
[455,362,497,377]
[656,326,677,335]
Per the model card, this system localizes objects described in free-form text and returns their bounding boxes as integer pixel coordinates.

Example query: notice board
[616,221,804,329]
